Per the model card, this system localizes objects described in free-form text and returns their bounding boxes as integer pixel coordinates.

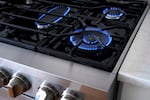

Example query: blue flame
[35,6,71,29]
[70,27,112,51]
[103,7,124,20]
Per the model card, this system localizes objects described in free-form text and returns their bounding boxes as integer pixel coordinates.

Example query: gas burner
[35,6,71,29]
[70,27,112,51]
[103,7,125,20]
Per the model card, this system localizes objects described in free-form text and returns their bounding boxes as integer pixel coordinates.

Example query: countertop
[118,8,150,88]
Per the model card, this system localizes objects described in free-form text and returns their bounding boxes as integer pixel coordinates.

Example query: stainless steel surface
[0,58,108,100]
[0,2,149,100]
[0,42,114,92]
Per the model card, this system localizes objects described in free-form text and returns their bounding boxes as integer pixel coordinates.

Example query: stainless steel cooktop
[0,0,149,100]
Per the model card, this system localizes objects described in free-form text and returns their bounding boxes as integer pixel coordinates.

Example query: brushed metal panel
[0,58,110,100]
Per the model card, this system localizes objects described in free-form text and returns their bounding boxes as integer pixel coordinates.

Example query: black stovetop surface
[0,0,147,72]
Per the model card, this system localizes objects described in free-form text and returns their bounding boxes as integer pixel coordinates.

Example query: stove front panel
[0,57,115,100]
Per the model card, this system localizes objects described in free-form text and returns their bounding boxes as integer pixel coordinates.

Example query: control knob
[35,81,59,100]
[7,73,31,97]
[0,68,11,88]
[60,88,83,100]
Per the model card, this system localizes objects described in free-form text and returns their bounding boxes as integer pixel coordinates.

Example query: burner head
[70,27,112,51]
[35,6,70,29]
[103,7,125,20]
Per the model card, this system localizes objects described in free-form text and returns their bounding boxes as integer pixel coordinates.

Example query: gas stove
[0,0,149,100]
[0,0,148,72]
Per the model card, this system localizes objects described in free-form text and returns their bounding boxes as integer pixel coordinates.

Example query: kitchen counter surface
[118,8,150,88]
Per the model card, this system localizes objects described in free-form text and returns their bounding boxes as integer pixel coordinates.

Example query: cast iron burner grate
[0,0,147,72]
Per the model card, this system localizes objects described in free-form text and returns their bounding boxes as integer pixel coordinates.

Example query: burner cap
[103,7,125,20]
[35,6,71,29]
[70,27,112,51]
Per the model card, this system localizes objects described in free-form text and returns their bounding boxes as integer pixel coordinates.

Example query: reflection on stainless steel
[35,81,59,100]
[60,88,83,100]
[26,0,33,4]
